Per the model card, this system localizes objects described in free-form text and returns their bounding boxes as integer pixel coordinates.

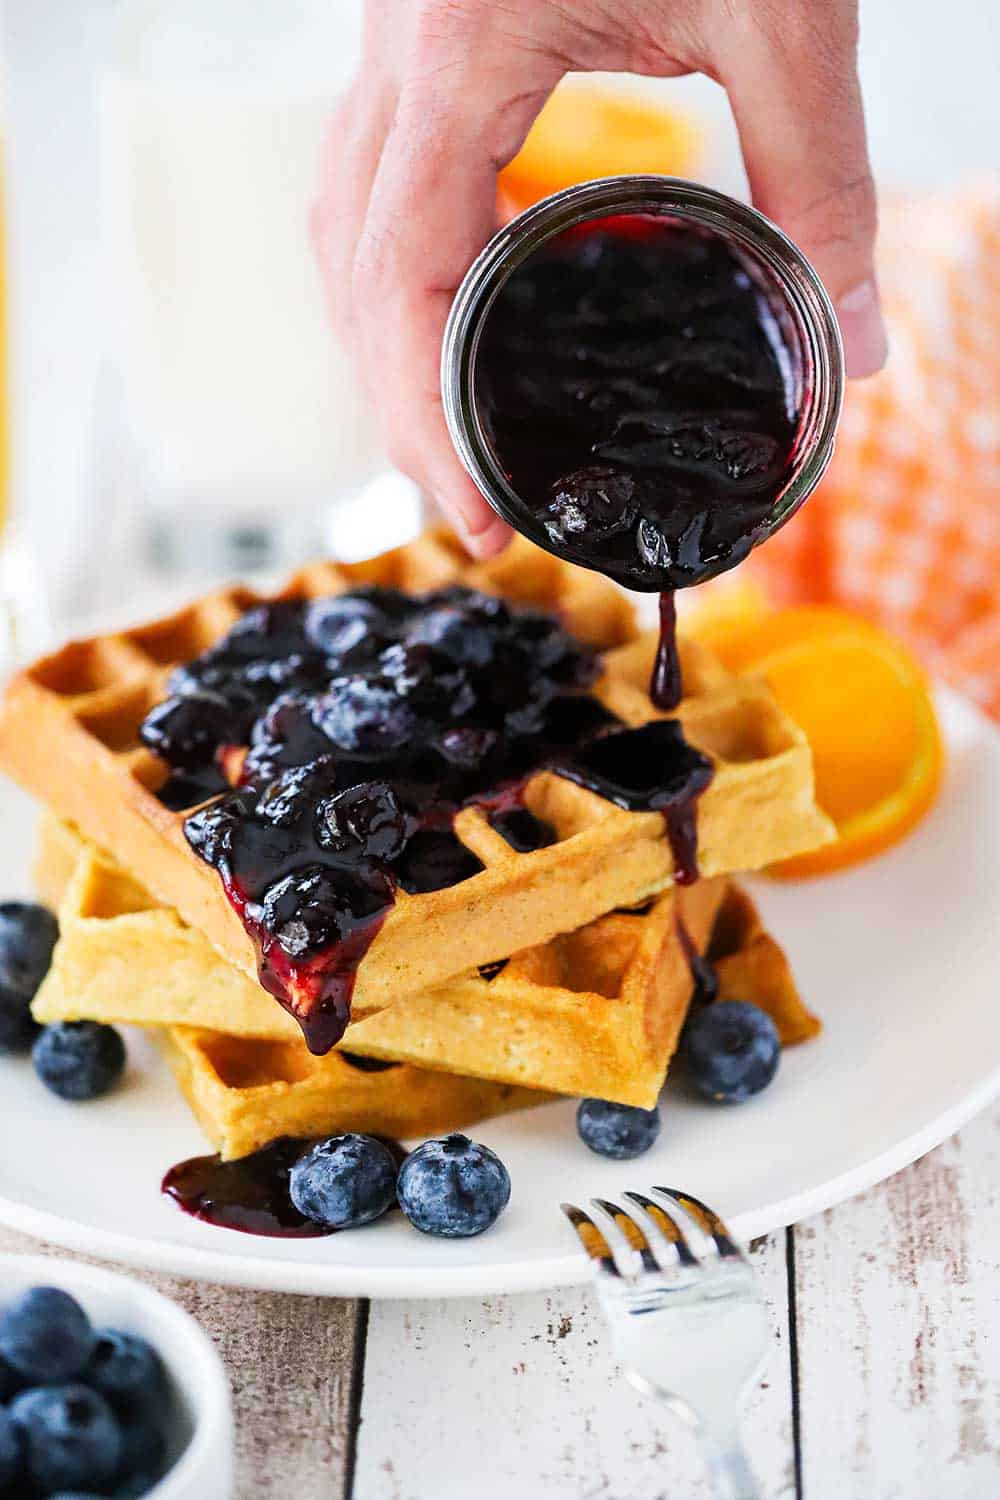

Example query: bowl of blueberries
[0,1256,232,1499]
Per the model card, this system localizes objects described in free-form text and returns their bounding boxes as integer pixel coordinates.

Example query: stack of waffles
[0,532,829,1160]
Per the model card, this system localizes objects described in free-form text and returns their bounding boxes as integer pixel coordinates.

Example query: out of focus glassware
[0,66,49,667]
[99,0,383,578]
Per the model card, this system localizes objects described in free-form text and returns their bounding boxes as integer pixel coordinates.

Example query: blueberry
[289,1133,398,1229]
[315,781,408,862]
[435,725,498,771]
[576,1098,661,1159]
[0,1347,24,1399]
[9,1383,122,1494]
[0,901,58,1054]
[683,1000,781,1102]
[314,677,421,756]
[257,757,337,828]
[0,1287,95,1382]
[397,1134,510,1237]
[32,1021,127,1101]
[259,865,394,961]
[217,600,309,661]
[407,606,497,668]
[0,1405,23,1489]
[140,690,243,769]
[304,594,393,659]
[183,791,254,870]
[85,1330,164,1416]
[113,1409,168,1496]
[545,466,637,546]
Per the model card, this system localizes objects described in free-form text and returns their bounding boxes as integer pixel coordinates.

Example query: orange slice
[498,84,700,219]
[697,605,944,877]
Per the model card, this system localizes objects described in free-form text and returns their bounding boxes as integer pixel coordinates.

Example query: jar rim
[441,175,845,590]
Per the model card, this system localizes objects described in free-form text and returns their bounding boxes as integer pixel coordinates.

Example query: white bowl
[0,1253,233,1499]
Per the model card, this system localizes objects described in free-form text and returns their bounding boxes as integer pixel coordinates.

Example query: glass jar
[441,175,844,588]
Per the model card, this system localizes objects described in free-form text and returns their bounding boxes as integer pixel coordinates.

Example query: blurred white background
[2,0,999,622]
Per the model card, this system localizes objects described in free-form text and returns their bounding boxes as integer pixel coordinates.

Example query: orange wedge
[498,84,700,219]
[697,605,944,877]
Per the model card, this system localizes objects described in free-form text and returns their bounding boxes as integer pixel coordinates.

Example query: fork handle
[703,1431,761,1500]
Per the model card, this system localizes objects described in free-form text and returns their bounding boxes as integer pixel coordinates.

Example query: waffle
[35,818,819,1114]
[1,530,833,1037]
[161,1029,548,1161]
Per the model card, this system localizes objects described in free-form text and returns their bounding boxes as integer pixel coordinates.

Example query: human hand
[313,0,885,556]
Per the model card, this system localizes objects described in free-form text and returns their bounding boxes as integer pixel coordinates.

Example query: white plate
[0,688,997,1298]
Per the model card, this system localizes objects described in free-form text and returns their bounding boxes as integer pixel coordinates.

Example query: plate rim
[1,1055,998,1298]
[2,684,997,1298]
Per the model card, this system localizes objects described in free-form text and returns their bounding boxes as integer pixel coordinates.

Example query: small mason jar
[441,175,844,588]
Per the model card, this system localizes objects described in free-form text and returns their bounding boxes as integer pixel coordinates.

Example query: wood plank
[793,1104,1000,1499]
[355,1233,795,1499]
[0,1226,362,1500]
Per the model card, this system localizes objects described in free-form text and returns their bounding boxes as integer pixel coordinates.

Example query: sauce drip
[675,912,719,1006]
[651,591,682,711]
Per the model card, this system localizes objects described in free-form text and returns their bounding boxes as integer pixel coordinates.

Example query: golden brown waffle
[2,530,833,1035]
[160,1028,547,1161]
[35,817,818,1114]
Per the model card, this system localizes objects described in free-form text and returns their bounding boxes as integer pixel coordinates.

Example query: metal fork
[562,1188,768,1500]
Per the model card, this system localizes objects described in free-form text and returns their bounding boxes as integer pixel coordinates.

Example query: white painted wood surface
[352,1108,1000,1499]
[4,1105,998,1497]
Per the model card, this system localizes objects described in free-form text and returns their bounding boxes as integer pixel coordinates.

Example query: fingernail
[837,280,889,378]
[459,513,512,560]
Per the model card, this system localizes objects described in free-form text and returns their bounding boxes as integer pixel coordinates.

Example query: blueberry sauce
[162,1138,328,1238]
[474,214,802,710]
[162,1134,407,1238]
[651,591,682,712]
[141,587,715,1050]
[338,1052,399,1073]
[675,913,719,1006]
[489,807,558,853]
[554,720,713,885]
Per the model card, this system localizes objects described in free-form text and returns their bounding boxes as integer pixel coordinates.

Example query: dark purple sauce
[162,1134,407,1238]
[555,720,713,884]
[475,214,800,595]
[675,913,719,1006]
[651,591,682,711]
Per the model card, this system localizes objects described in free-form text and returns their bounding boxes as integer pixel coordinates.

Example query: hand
[313,0,885,557]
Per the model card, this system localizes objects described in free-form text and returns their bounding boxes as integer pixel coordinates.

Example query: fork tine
[621,1190,699,1269]
[591,1198,661,1274]
[653,1188,745,1261]
[561,1202,622,1277]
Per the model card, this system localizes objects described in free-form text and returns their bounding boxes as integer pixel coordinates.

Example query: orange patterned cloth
[751,176,1000,717]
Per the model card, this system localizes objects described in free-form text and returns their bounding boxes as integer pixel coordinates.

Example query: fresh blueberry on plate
[683,1000,781,1102]
[0,1405,22,1490]
[289,1134,399,1229]
[0,1286,95,1383]
[32,1021,127,1101]
[397,1134,511,1238]
[576,1098,661,1159]
[85,1329,164,1416]
[0,901,58,1055]
[8,1383,122,1494]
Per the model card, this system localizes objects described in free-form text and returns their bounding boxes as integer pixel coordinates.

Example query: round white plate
[1,688,997,1298]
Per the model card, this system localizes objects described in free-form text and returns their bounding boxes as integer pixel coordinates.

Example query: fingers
[722,3,887,377]
[351,39,555,555]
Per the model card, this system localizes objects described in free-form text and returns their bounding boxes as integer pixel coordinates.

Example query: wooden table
[3,1099,996,1499]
